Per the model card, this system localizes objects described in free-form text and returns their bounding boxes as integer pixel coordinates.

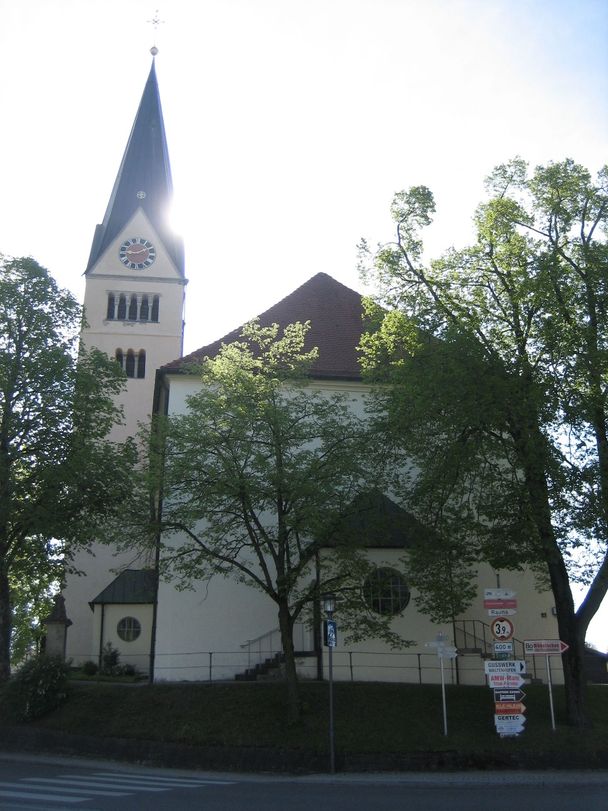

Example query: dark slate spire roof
[164,273,367,380]
[85,59,184,275]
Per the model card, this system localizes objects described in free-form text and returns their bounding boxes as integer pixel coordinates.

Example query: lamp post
[322,592,336,773]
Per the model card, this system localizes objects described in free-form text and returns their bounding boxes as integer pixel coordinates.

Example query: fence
[69,645,565,686]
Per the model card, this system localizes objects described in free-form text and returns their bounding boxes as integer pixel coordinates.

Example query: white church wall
[91,603,154,673]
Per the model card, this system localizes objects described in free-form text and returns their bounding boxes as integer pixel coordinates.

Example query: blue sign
[324,619,337,648]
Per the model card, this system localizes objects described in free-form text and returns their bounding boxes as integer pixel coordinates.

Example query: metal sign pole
[546,654,556,732]
[440,654,448,736]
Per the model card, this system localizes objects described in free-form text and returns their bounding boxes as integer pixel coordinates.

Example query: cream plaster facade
[151,374,563,686]
[64,208,185,667]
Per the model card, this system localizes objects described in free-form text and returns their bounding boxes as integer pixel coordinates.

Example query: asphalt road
[0,754,607,811]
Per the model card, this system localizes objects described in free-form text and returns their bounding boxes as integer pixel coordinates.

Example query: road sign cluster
[484,588,526,737]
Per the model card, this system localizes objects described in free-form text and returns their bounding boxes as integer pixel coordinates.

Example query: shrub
[2,655,70,721]
[100,642,120,675]
[81,660,98,676]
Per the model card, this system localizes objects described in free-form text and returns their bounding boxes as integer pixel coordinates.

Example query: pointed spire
[85,60,184,275]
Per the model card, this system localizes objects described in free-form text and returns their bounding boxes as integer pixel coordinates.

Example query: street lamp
[321,592,337,773]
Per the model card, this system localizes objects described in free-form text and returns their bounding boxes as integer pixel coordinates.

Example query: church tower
[64,56,186,667]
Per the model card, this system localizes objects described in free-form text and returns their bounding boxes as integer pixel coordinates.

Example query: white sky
[1,0,607,649]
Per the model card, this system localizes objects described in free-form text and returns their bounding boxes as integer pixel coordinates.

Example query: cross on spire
[147,9,165,55]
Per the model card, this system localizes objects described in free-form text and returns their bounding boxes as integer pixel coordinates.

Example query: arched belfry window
[137,349,146,379]
[128,295,138,321]
[125,349,135,378]
[140,295,149,321]
[106,292,158,323]
[117,294,127,320]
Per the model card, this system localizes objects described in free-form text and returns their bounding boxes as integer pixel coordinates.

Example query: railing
[68,645,563,685]
[240,622,314,669]
[454,618,540,680]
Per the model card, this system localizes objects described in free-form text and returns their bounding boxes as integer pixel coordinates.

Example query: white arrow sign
[524,639,569,655]
[484,588,517,599]
[495,721,525,736]
[485,660,526,675]
[494,713,526,725]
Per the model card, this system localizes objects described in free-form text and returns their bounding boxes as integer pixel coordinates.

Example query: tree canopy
[359,158,608,726]
[0,256,136,678]
[133,320,407,721]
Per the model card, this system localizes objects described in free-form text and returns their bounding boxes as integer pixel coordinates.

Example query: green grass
[3,680,607,762]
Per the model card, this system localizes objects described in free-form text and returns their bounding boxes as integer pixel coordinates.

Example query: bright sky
[1,0,607,649]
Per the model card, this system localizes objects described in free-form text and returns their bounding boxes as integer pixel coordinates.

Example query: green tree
[359,159,608,727]
[137,320,401,722]
[0,256,136,681]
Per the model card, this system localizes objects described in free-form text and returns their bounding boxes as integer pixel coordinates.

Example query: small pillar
[42,595,72,660]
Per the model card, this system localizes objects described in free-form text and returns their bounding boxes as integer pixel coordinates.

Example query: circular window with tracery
[117,616,141,642]
[363,567,410,615]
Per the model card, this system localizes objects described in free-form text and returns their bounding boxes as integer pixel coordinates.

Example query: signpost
[524,639,569,732]
[524,639,569,655]
[425,632,458,736]
[483,587,527,736]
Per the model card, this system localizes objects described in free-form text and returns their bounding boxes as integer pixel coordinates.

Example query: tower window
[106,292,159,323]
[125,349,135,378]
[117,294,127,320]
[128,295,138,321]
[137,349,146,379]
[115,348,146,379]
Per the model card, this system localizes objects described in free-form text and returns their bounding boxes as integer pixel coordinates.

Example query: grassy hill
[2,680,607,770]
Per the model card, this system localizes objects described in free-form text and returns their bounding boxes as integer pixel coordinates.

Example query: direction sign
[485,660,526,675]
[494,689,526,703]
[495,713,525,725]
[495,701,526,714]
[487,673,526,689]
[524,639,569,655]
[487,607,517,617]
[490,617,515,641]
[495,721,524,736]
[484,589,517,599]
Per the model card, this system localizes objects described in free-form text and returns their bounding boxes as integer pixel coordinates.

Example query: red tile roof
[163,272,366,380]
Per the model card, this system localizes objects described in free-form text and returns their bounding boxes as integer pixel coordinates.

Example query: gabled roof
[85,60,184,275]
[330,491,434,549]
[164,272,367,380]
[89,569,156,607]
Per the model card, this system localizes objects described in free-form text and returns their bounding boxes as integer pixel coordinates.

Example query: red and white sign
[524,639,569,655]
[484,598,518,610]
[495,701,526,714]
[491,617,514,640]
[486,673,526,689]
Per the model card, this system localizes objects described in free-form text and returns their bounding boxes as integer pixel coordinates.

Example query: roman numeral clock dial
[119,237,156,269]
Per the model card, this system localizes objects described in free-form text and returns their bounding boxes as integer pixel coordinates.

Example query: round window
[363,567,410,615]
[116,616,141,642]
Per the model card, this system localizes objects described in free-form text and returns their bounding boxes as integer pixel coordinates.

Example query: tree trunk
[510,386,590,726]
[277,599,300,724]
[0,566,11,682]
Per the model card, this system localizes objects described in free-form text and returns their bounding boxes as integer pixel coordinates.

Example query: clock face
[119,238,156,269]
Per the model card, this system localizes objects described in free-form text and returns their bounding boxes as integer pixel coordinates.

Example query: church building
[62,57,563,687]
